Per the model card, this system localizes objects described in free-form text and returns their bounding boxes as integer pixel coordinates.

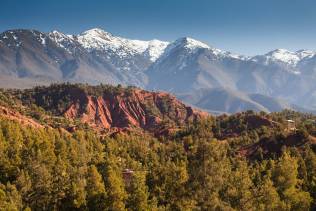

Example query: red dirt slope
[63,88,208,135]
[0,106,43,128]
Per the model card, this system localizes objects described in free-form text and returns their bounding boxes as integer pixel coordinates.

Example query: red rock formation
[64,88,208,134]
[0,106,43,128]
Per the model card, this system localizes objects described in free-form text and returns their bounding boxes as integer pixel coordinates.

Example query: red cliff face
[64,88,208,134]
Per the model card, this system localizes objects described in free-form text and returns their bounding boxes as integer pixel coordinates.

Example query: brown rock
[63,88,208,135]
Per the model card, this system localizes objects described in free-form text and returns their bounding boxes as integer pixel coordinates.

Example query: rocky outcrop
[0,106,43,128]
[63,88,208,134]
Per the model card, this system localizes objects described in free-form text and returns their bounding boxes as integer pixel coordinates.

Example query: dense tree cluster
[0,112,315,210]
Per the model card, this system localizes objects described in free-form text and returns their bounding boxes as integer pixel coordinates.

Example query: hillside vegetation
[0,84,315,210]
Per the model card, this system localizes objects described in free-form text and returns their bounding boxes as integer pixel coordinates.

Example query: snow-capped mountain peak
[80,28,111,36]
[79,28,114,43]
[77,28,119,51]
[256,48,316,66]
[49,30,74,43]
[153,36,249,70]
[156,37,212,62]
[173,37,211,50]
[48,30,78,53]
[77,28,168,61]
[266,49,301,65]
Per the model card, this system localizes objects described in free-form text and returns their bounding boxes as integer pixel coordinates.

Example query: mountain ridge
[1,28,316,112]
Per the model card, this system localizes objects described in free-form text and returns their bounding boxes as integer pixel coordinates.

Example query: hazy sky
[1,0,316,55]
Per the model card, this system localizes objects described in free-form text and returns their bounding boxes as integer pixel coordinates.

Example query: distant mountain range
[0,28,316,113]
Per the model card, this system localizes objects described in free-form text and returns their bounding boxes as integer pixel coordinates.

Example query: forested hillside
[0,84,315,210]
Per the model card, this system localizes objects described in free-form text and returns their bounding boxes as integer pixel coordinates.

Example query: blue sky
[1,0,316,55]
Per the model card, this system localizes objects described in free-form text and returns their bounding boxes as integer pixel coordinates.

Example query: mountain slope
[147,37,245,93]
[0,28,169,88]
[147,39,316,110]
[0,29,119,87]
[177,88,294,114]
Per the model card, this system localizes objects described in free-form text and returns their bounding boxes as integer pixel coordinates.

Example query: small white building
[287,120,296,131]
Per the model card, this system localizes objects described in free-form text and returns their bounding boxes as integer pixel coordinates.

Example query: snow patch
[144,39,169,61]
[39,34,46,45]
[296,50,315,60]
[48,30,76,53]
[182,37,210,50]
[267,49,300,65]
